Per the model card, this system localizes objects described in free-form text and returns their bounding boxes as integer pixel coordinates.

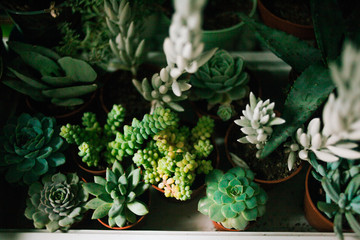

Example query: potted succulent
[3,41,98,119]
[83,161,150,229]
[24,172,89,232]
[0,113,66,185]
[132,115,218,201]
[198,166,268,231]
[190,49,250,121]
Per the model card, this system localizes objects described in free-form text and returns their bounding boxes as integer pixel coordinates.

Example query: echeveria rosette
[0,113,66,185]
[24,172,89,232]
[191,49,249,121]
[198,167,268,230]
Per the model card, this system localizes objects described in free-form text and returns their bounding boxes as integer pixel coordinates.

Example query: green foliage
[190,49,249,121]
[24,172,89,232]
[3,42,97,107]
[83,161,149,228]
[0,113,66,185]
[60,104,125,167]
[132,116,215,201]
[198,167,268,230]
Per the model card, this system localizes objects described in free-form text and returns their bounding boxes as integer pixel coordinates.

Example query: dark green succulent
[190,49,249,121]
[198,167,268,230]
[0,113,66,185]
[24,172,89,232]
[83,161,149,228]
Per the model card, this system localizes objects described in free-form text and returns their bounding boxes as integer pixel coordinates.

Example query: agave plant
[83,161,149,228]
[0,113,66,185]
[3,41,97,107]
[190,49,249,121]
[198,166,268,230]
[24,172,89,232]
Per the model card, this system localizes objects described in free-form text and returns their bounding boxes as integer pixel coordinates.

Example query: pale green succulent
[24,172,89,232]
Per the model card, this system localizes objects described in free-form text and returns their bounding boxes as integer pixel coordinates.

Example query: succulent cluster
[0,113,66,185]
[3,42,97,107]
[105,0,146,75]
[84,161,149,228]
[24,172,89,232]
[60,104,125,167]
[190,49,250,121]
[132,116,215,201]
[198,167,268,230]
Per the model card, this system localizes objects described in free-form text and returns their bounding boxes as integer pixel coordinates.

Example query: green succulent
[24,172,89,232]
[190,49,249,121]
[83,161,149,228]
[3,41,97,107]
[198,167,268,230]
[0,113,66,185]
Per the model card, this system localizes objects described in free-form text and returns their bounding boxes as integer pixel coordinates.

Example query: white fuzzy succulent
[235,92,285,158]
[296,42,360,163]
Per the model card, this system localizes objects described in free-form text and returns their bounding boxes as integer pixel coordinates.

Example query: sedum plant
[198,166,268,230]
[3,41,97,107]
[132,116,215,201]
[0,113,66,185]
[190,49,250,121]
[83,161,149,228]
[24,172,89,232]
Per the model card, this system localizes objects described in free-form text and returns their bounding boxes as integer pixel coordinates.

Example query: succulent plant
[60,104,126,167]
[3,41,97,107]
[83,161,149,228]
[190,49,249,121]
[198,167,268,230]
[24,172,89,232]
[0,113,66,185]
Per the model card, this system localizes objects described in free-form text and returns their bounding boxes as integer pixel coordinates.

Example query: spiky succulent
[24,172,89,232]
[234,92,285,158]
[0,113,66,185]
[3,42,97,107]
[190,49,249,121]
[198,167,268,230]
[60,104,125,167]
[83,161,149,228]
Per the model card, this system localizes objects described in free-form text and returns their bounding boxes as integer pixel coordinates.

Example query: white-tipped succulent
[296,42,360,163]
[235,92,285,158]
[105,0,146,75]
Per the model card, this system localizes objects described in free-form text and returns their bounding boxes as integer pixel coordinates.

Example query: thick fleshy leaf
[241,207,258,221]
[209,203,226,222]
[92,203,112,220]
[46,152,65,167]
[230,201,246,213]
[198,197,214,216]
[114,214,127,227]
[85,198,106,210]
[58,57,97,83]
[221,204,237,218]
[127,200,148,216]
[83,183,106,196]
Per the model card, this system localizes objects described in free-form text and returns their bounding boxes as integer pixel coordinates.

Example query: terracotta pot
[257,0,315,40]
[304,166,334,232]
[225,122,303,185]
[212,220,253,231]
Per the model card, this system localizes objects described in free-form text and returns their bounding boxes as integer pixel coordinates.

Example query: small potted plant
[198,166,268,231]
[83,161,150,229]
[0,113,66,185]
[24,172,89,232]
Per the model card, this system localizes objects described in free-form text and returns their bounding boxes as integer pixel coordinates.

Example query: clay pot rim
[224,121,303,184]
[212,220,254,231]
[257,0,314,29]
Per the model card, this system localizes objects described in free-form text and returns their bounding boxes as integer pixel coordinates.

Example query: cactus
[24,172,89,232]
[198,167,268,230]
[83,161,149,228]
[3,42,97,107]
[0,113,66,185]
[190,49,249,121]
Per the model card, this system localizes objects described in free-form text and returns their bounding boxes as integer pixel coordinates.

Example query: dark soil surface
[262,0,312,25]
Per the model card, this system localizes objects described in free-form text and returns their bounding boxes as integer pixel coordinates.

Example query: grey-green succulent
[0,113,66,185]
[190,49,249,121]
[24,172,89,232]
[3,41,97,107]
[198,167,268,230]
[83,161,149,228]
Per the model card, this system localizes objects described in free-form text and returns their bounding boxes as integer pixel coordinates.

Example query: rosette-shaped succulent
[83,161,149,228]
[24,172,89,232]
[0,113,66,185]
[191,49,249,121]
[198,167,268,230]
